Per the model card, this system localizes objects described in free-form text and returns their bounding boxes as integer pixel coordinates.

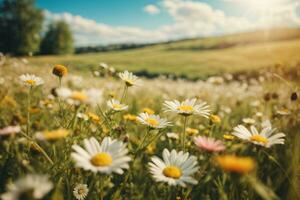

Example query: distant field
[28,28,300,78]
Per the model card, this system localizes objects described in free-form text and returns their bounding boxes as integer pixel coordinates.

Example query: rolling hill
[28,28,300,78]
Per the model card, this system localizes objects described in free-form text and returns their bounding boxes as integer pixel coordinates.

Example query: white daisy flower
[85,88,103,107]
[118,70,141,87]
[242,118,256,125]
[73,184,89,200]
[149,149,198,187]
[19,74,44,87]
[164,98,210,117]
[1,174,53,200]
[56,87,72,99]
[137,113,171,129]
[107,99,128,111]
[77,113,89,121]
[71,137,131,174]
[166,132,179,140]
[232,124,285,148]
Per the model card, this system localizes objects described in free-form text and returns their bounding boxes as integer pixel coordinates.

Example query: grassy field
[28,28,300,78]
[1,26,300,199]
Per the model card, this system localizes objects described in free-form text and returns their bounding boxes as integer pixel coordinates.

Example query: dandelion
[186,127,199,136]
[107,99,128,111]
[71,137,131,174]
[164,98,210,117]
[118,70,141,87]
[215,155,255,174]
[233,124,285,148]
[73,184,89,200]
[194,136,225,152]
[52,64,68,78]
[223,134,235,140]
[137,113,171,129]
[19,74,44,87]
[1,174,53,200]
[210,114,221,124]
[149,149,198,187]
[36,129,70,141]
[0,126,21,136]
[87,112,101,123]
[123,114,137,122]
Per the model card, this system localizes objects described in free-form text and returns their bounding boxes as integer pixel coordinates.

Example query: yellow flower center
[25,79,36,85]
[78,188,85,195]
[223,134,234,140]
[163,166,182,179]
[143,108,155,115]
[146,118,158,126]
[125,79,134,86]
[71,92,87,102]
[90,153,112,167]
[250,134,268,144]
[177,105,193,112]
[112,104,122,109]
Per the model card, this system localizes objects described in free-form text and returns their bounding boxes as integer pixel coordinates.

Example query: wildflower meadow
[0,54,299,200]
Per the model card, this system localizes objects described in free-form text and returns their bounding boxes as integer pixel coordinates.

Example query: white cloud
[144,4,160,15]
[44,0,300,46]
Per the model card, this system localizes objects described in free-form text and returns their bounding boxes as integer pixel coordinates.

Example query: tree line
[0,0,74,56]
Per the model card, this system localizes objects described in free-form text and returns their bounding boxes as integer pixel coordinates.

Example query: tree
[0,0,44,55]
[40,21,74,55]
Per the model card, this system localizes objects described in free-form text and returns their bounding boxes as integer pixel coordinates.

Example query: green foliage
[40,21,74,55]
[0,0,44,55]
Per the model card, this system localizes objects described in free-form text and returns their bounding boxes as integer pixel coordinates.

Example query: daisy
[194,136,225,152]
[232,124,285,148]
[242,118,256,125]
[164,98,210,117]
[107,99,128,111]
[118,70,141,87]
[19,74,44,87]
[137,113,171,129]
[85,88,103,107]
[1,174,53,200]
[73,184,89,200]
[71,137,131,174]
[148,149,198,187]
[166,132,179,140]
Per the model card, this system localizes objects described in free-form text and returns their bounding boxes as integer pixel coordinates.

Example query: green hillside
[28,28,300,78]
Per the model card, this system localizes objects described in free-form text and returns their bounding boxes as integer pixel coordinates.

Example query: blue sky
[36,0,300,46]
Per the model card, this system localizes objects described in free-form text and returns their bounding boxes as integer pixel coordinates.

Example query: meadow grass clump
[0,57,299,200]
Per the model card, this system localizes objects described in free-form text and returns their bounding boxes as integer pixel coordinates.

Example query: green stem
[20,132,54,165]
[182,116,188,151]
[26,87,32,136]
[120,85,128,103]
